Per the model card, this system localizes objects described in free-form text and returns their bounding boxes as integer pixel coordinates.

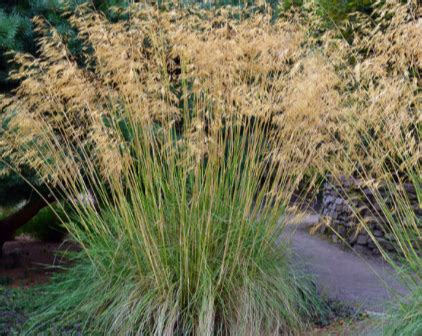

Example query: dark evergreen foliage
[0,0,130,92]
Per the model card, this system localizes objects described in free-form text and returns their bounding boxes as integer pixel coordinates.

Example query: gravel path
[283,215,407,314]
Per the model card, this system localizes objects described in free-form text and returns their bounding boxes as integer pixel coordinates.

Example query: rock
[337,225,346,236]
[378,238,395,252]
[367,240,376,249]
[373,203,382,211]
[318,176,419,256]
[353,245,369,255]
[384,233,394,241]
[384,242,395,252]
[371,248,381,256]
[360,208,369,217]
[363,188,372,196]
[356,234,369,245]
[345,220,353,227]
[348,234,358,245]
[403,183,416,194]
[373,230,383,237]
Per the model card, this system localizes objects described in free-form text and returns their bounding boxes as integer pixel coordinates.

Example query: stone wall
[318,176,420,255]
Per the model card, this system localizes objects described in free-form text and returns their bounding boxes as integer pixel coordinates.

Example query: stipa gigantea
[1,5,327,335]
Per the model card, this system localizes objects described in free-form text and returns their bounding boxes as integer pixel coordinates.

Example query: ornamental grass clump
[1,5,326,334]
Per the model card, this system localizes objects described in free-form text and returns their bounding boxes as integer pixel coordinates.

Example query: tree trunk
[0,194,54,256]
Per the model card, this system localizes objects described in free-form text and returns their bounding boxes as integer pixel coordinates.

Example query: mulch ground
[0,236,78,287]
[0,237,81,335]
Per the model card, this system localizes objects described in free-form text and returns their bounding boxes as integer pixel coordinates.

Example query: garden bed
[0,236,78,287]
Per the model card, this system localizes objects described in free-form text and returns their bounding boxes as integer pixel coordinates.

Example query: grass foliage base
[25,249,325,335]
[382,286,422,336]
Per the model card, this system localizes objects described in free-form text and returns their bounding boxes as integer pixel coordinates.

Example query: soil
[0,235,78,287]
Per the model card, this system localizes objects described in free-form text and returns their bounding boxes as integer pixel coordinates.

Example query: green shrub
[17,205,66,242]
[0,202,66,242]
[0,0,130,91]
[282,0,374,21]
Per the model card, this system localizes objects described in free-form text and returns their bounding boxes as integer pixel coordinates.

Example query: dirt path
[284,215,407,314]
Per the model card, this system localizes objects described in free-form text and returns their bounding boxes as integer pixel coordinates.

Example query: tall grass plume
[1,4,326,334]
